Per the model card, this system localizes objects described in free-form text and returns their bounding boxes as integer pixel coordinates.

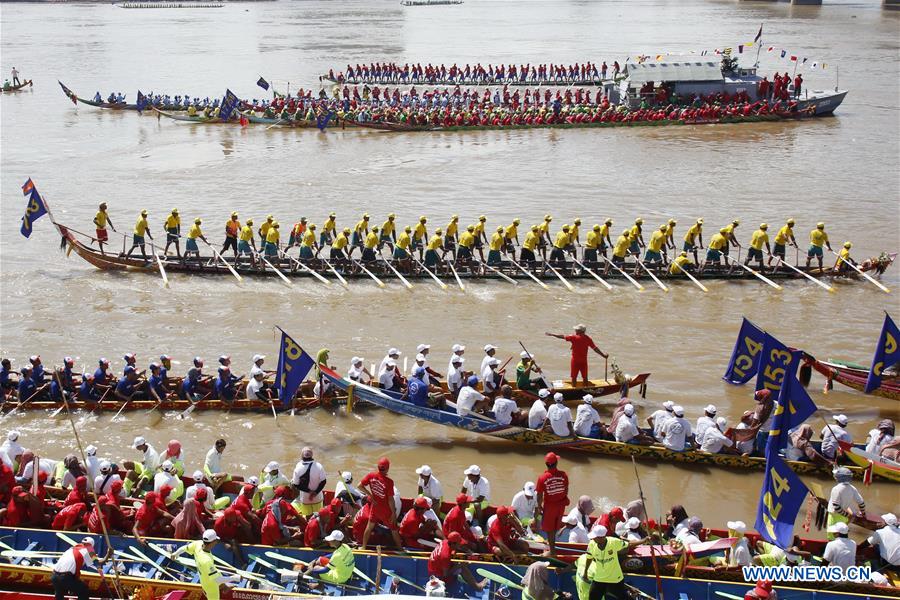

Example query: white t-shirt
[447,366,464,392]
[0,440,24,462]
[94,473,123,496]
[735,423,755,454]
[821,425,851,458]
[480,355,494,375]
[85,456,100,482]
[141,444,161,474]
[463,476,490,502]
[20,458,57,482]
[510,491,537,521]
[729,538,751,567]
[547,404,573,437]
[574,405,601,437]
[823,537,857,573]
[53,546,94,574]
[491,397,518,425]
[695,416,716,442]
[379,368,396,389]
[481,366,499,393]
[675,529,701,549]
[205,448,224,475]
[447,355,465,379]
[528,400,547,429]
[154,471,179,498]
[378,355,395,376]
[614,414,639,443]
[828,482,865,514]
[564,524,589,544]
[867,525,900,566]
[456,387,484,416]
[292,460,327,504]
[662,417,691,451]
[865,429,893,455]
[649,409,672,441]
[409,363,430,386]
[247,377,265,399]
[418,475,443,502]
[701,428,734,454]
[348,365,365,382]
[566,506,591,529]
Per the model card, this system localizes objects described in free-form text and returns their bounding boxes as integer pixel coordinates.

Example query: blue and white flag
[766,351,818,454]
[755,451,809,549]
[865,313,899,393]
[274,327,315,407]
[755,333,793,393]
[257,77,270,91]
[21,178,49,238]
[723,318,765,385]
[219,89,241,121]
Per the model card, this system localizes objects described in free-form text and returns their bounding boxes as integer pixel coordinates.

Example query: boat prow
[797,89,848,116]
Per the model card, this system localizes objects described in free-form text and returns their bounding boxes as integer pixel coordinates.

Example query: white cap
[452,344,465,352]
[341,471,353,482]
[523,481,536,496]
[85,445,97,456]
[483,344,497,352]
[672,405,685,417]
[388,348,400,356]
[132,436,146,448]
[193,470,204,481]
[352,356,363,365]
[828,522,849,535]
[161,460,174,472]
[727,520,747,534]
[623,403,635,416]
[538,389,551,399]
[415,353,426,362]
[99,461,112,473]
[416,465,432,476]
[248,476,259,486]
[252,354,265,362]
[582,394,594,404]
[704,404,717,414]
[881,513,897,527]
[464,464,481,476]
[833,414,848,426]
[324,530,345,542]
[716,417,727,429]
[202,529,220,543]
[562,514,578,525]
[417,344,430,353]
[488,358,500,366]
[7,431,19,442]
[451,356,463,365]
[626,517,641,530]
[265,461,279,472]
[662,401,674,411]
[589,524,608,538]
[553,392,564,403]
[386,359,397,367]
[81,537,95,548]
[250,367,264,377]
[520,351,531,358]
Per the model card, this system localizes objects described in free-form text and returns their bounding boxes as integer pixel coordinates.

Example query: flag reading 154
[274,327,315,407]
[723,317,765,385]
[865,313,899,393]
[765,351,817,454]
[755,452,809,549]
[21,178,49,238]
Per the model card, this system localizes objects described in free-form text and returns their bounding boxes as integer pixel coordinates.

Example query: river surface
[1,0,898,530]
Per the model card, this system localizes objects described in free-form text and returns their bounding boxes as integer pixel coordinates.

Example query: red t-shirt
[564,333,598,361]
[360,471,394,520]
[399,508,425,540]
[214,513,242,540]
[428,539,453,579]
[352,503,371,544]
[442,505,475,543]
[233,493,253,517]
[536,468,569,507]
[304,515,324,547]
[488,517,514,547]
[52,503,87,530]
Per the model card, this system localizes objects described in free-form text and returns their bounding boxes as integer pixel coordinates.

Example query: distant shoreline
[0,0,275,3]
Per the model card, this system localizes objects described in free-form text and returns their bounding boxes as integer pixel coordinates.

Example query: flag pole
[754,23,763,68]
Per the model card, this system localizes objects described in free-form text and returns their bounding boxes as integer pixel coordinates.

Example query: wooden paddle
[154,252,169,287]
[475,258,518,285]
[830,249,890,293]
[635,259,669,292]
[278,247,330,286]
[517,341,552,389]
[322,258,349,287]
[353,259,386,287]
[599,255,644,290]
[670,261,708,292]
[546,263,575,291]
[261,255,293,286]
[380,254,413,289]
[446,259,465,291]
[723,254,782,290]
[509,258,550,290]
[201,238,242,282]
[413,257,448,289]
[571,257,612,290]
[1,383,50,420]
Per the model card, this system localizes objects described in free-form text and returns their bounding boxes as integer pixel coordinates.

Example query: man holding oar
[546,324,608,387]
[769,218,797,268]
[50,535,110,600]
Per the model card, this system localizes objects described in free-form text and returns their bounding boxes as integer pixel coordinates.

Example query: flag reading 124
[274,327,315,407]
[865,313,899,394]
[755,452,809,549]
[21,178,49,238]
[723,317,765,385]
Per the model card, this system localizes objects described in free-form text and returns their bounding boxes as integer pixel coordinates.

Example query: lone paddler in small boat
[545,324,608,387]
[806,221,833,271]
[125,209,154,262]
[769,218,797,268]
[93,202,116,255]
[163,208,181,258]
[745,223,771,270]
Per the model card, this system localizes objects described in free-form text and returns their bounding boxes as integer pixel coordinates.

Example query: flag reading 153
[21,178,48,238]
[865,313,899,394]
[274,327,315,407]
[755,452,809,549]
[755,333,793,393]
[723,317,765,385]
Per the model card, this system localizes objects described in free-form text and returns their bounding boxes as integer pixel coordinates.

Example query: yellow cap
[843,241,851,249]
[231,211,238,218]
[531,225,539,232]
[659,224,667,231]
[479,215,486,222]
[195,218,202,224]
[419,216,427,222]
[141,209,148,216]
[329,212,336,218]
[513,218,520,225]
[266,214,273,220]
[273,222,280,228]
[605,218,613,225]
[562,224,570,230]
[817,222,825,229]
[574,218,582,225]
[309,224,316,230]
[342,227,351,234]
[668,218,677,225]
[388,213,395,219]
[697,218,704,224]
[435,228,443,234]
[363,213,370,219]
[496,226,504,232]
[451,215,459,220]
[635,217,643,224]
[467,225,475,231]
[593,224,601,231]
[680,251,687,257]
[371,226,378,232]
[405,226,412,232]
[246,218,253,225]
[544,214,552,221]
[622,229,630,237]
[732,219,740,226]
[787,218,795,225]
[760,223,768,230]
[172,208,178,214]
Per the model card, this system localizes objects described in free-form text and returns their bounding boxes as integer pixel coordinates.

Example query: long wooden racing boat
[1,80,33,93]
[54,222,894,287]
[840,442,900,483]
[319,365,883,482]
[154,107,235,123]
[322,75,609,87]
[240,110,357,129]
[804,356,900,401]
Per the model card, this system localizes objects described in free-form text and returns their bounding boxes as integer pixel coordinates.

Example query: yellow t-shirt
[669,255,692,274]
[523,231,539,251]
[569,224,579,242]
[723,224,735,237]
[665,224,676,240]
[397,232,411,250]
[810,229,828,247]
[266,228,279,244]
[708,233,727,251]
[599,224,610,240]
[505,223,518,240]
[365,231,379,249]
[647,231,665,252]
[553,231,569,250]
[750,230,769,250]
[613,235,630,258]
[684,223,701,243]
[302,230,316,247]
[414,223,427,241]
[259,221,272,239]
[94,210,109,229]
[332,234,349,250]
[427,234,442,251]
[188,224,202,240]
[585,231,600,250]
[629,224,642,240]
[165,214,180,229]
[489,232,504,251]
[539,221,551,236]
[355,219,368,234]
[473,222,485,237]
[587,537,628,583]
[446,221,458,237]
[239,225,253,242]
[134,217,149,237]
[775,225,793,245]
[323,218,336,233]
[458,231,475,249]
[381,220,395,236]
[836,248,850,266]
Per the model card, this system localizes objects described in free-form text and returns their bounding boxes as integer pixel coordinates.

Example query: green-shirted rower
[304,530,355,588]
[172,530,239,600]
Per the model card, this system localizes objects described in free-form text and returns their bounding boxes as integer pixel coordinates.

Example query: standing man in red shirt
[359,457,404,549]
[535,452,570,557]
[546,324,608,386]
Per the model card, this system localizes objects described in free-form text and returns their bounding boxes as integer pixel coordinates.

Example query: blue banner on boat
[765,351,817,453]
[257,76,270,91]
[218,88,241,121]
[136,90,149,114]
[865,313,899,393]
[316,109,335,132]
[755,451,809,549]
[273,327,315,407]
[755,333,793,393]
[20,178,48,238]
[722,317,765,384]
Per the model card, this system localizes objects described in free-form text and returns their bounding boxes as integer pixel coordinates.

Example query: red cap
[496,506,509,517]
[195,488,208,501]
[456,493,473,505]
[414,497,429,509]
[330,497,343,508]
[377,457,390,471]
[447,531,466,545]
[545,452,559,465]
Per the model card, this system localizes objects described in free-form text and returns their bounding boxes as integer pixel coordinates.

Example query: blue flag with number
[865,313,899,393]
[316,110,334,132]
[20,179,48,238]
[273,327,315,407]
[755,333,793,392]
[723,318,765,384]
[257,76,270,91]
[755,451,809,549]
[765,351,818,453]
[218,88,241,121]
